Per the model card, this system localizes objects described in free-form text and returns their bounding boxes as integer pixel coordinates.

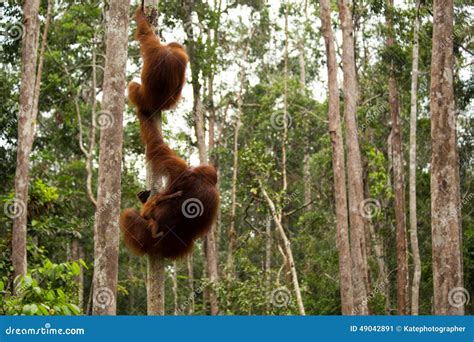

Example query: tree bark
[92,0,130,315]
[409,0,422,316]
[12,0,41,282]
[337,0,369,314]
[385,0,409,315]
[430,0,464,315]
[319,0,354,315]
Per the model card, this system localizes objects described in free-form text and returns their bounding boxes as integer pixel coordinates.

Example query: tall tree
[337,0,369,314]
[319,0,354,315]
[140,0,167,316]
[297,0,313,211]
[182,0,219,315]
[12,0,41,282]
[92,0,130,315]
[430,0,464,315]
[227,23,254,276]
[385,0,409,315]
[409,0,422,316]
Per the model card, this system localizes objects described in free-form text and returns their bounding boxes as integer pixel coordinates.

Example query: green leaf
[62,305,71,315]
[38,304,50,315]
[30,304,39,315]
[67,303,81,315]
[79,259,88,269]
[46,290,55,301]
[22,304,31,315]
[72,262,81,275]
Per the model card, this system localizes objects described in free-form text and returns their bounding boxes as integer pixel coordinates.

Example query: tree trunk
[297,4,312,211]
[282,3,289,194]
[260,183,305,315]
[409,0,422,316]
[92,0,130,315]
[172,261,179,315]
[187,254,195,314]
[138,0,167,316]
[319,0,354,315]
[227,114,240,274]
[385,0,409,315]
[430,0,464,315]
[11,0,41,282]
[336,0,369,314]
[71,239,84,311]
[183,0,219,315]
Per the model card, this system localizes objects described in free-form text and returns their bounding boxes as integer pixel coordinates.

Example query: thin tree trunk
[260,183,305,315]
[183,0,219,315]
[385,0,409,315]
[227,114,240,273]
[138,0,167,316]
[282,3,289,194]
[409,0,422,316]
[71,239,84,311]
[76,49,98,207]
[368,221,391,313]
[430,0,464,315]
[12,0,41,282]
[92,0,130,315]
[172,261,179,315]
[337,0,369,314]
[319,0,354,315]
[265,217,273,312]
[187,254,195,314]
[298,1,312,211]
